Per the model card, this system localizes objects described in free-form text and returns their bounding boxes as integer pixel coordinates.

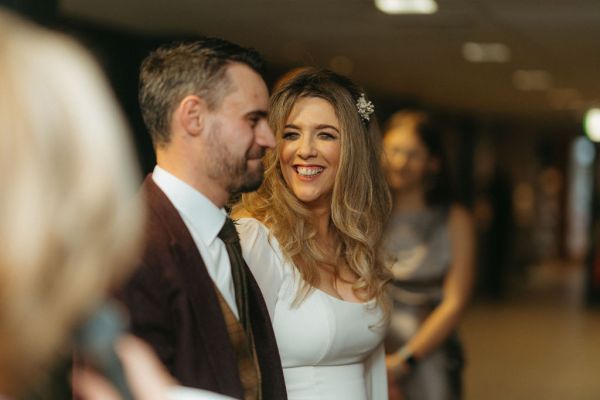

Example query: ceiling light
[513,70,553,91]
[462,42,510,63]
[375,0,438,15]
[584,108,600,142]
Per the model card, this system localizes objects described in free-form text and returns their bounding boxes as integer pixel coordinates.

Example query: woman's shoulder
[236,216,271,240]
[235,218,288,316]
[447,204,473,227]
[235,217,284,260]
[446,203,474,245]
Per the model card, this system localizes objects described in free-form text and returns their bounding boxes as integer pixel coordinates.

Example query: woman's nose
[390,153,408,169]
[297,136,317,159]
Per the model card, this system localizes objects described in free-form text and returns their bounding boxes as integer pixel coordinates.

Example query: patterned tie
[218,217,252,335]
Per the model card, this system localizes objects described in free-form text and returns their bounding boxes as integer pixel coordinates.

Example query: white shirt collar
[152,165,226,246]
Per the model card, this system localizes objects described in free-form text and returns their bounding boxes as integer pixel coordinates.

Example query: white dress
[237,218,388,400]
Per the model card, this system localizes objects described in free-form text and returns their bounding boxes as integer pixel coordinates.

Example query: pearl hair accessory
[356,93,375,122]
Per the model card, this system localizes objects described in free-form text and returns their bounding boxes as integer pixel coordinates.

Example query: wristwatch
[397,346,418,368]
[404,352,418,368]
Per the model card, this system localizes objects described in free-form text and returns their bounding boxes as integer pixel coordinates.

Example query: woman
[233,67,392,399]
[0,10,232,400]
[381,111,475,400]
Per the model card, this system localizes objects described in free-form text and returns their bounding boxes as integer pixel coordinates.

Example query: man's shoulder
[134,174,214,284]
[141,175,175,214]
[139,175,185,238]
[134,177,187,269]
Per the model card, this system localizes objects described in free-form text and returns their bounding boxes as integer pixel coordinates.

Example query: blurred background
[5,0,600,398]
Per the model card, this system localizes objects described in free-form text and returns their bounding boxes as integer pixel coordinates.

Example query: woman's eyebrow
[314,124,339,132]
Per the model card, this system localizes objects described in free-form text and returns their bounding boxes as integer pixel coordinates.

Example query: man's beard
[205,123,265,195]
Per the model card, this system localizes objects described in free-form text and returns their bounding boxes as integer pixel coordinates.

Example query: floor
[461,261,600,400]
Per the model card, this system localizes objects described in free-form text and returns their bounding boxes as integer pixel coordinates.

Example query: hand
[385,352,410,379]
[386,365,405,400]
[73,335,177,400]
[386,353,408,400]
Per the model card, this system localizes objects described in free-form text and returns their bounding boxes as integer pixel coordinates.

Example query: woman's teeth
[296,166,324,176]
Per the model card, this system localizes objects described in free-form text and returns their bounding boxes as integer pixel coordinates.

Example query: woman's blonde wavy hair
[0,11,143,396]
[235,67,392,312]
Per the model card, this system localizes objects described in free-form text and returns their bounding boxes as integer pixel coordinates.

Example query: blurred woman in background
[381,111,475,400]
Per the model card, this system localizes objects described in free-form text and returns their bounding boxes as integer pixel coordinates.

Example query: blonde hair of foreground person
[0,10,143,396]
[235,67,392,311]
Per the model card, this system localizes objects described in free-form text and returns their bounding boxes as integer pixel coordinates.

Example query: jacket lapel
[143,176,243,396]
[245,259,287,398]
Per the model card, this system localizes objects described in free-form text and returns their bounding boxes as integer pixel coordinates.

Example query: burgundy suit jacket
[119,176,286,399]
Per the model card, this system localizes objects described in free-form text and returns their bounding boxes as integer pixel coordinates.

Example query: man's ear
[176,95,206,137]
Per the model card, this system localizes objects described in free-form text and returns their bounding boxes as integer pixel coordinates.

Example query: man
[119,39,286,400]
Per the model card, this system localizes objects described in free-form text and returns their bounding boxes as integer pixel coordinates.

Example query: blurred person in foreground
[233,67,392,399]
[118,39,286,399]
[381,111,475,400]
[0,9,233,400]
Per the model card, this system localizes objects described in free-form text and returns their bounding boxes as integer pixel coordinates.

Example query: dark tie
[218,217,252,334]
[218,218,262,400]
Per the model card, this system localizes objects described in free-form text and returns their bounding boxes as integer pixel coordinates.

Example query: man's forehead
[225,62,266,88]
[222,64,269,108]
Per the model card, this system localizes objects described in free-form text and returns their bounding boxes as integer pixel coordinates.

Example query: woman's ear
[176,95,206,137]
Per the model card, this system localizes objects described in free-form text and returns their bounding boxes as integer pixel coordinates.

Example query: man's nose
[256,121,276,149]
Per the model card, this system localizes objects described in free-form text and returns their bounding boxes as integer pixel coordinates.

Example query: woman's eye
[282,131,299,140]
[319,132,337,140]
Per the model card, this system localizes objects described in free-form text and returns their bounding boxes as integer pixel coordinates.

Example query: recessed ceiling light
[374,0,438,15]
[462,42,510,63]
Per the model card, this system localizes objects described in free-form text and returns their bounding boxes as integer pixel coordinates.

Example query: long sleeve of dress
[236,217,285,321]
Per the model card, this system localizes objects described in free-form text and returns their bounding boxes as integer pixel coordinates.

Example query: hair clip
[356,93,375,122]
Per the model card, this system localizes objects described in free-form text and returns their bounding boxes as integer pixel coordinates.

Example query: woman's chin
[294,192,331,210]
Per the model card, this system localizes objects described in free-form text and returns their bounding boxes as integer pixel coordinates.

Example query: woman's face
[279,96,341,210]
[383,127,437,193]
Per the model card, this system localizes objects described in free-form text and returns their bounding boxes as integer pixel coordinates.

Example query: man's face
[203,63,275,195]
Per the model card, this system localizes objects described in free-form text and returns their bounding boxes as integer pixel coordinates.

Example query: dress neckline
[239,217,377,307]
[314,287,375,306]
